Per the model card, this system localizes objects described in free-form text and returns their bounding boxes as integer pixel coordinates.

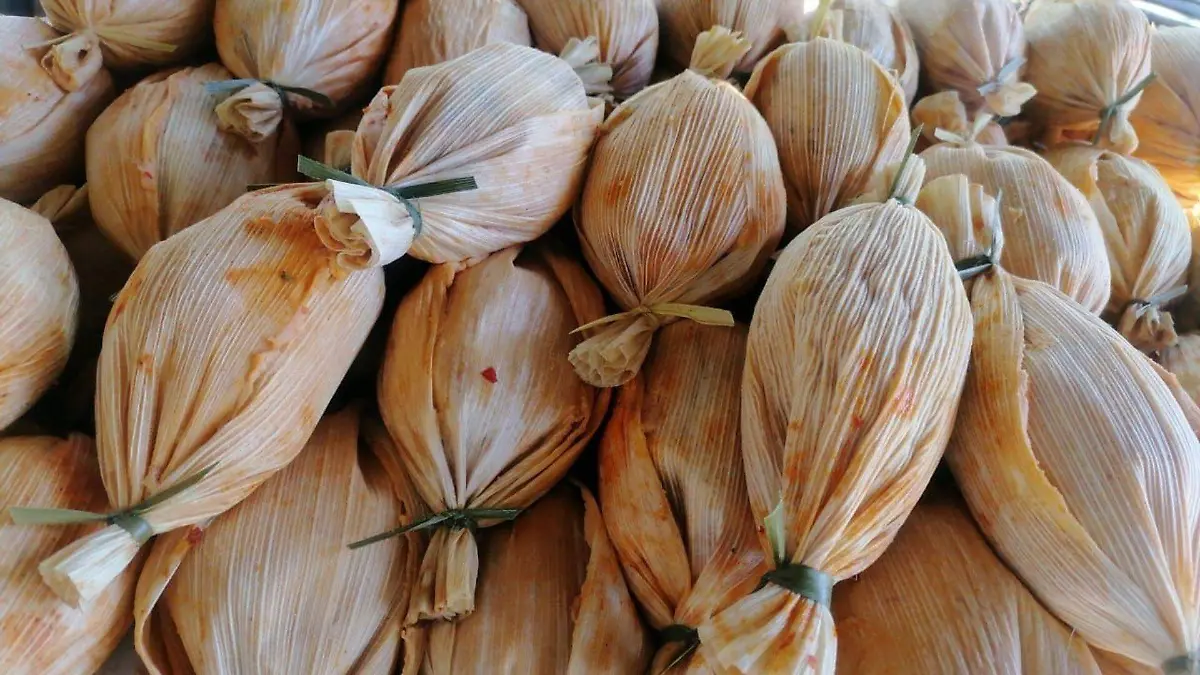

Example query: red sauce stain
[480,367,498,383]
[850,414,865,431]
[185,526,204,545]
[136,353,153,375]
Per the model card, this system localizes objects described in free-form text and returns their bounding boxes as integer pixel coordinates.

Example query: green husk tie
[205,78,336,114]
[658,624,701,673]
[887,124,924,206]
[956,254,995,282]
[1093,72,1157,145]
[759,563,835,608]
[1163,653,1198,675]
[348,507,522,550]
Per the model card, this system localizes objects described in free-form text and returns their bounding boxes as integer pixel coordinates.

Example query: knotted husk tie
[208,79,334,143]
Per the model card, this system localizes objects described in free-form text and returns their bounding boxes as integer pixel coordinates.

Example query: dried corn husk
[0,435,138,675]
[658,0,802,75]
[0,17,114,204]
[744,36,909,237]
[571,28,785,388]
[1045,145,1192,352]
[25,184,384,607]
[1162,334,1200,408]
[915,173,1004,267]
[599,322,768,673]
[699,157,974,675]
[1131,27,1200,209]
[383,0,531,85]
[131,407,424,675]
[835,495,1102,675]
[1023,0,1153,153]
[316,42,605,270]
[911,92,1009,149]
[407,483,651,674]
[87,64,298,260]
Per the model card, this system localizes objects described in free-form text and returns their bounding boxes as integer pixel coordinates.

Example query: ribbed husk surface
[1023,0,1152,153]
[698,161,974,675]
[911,91,1009,149]
[131,407,424,675]
[658,0,803,75]
[1131,27,1200,209]
[406,483,652,674]
[835,495,1102,675]
[86,63,298,260]
[35,184,384,608]
[946,265,1200,672]
[377,242,609,626]
[744,36,910,237]
[1045,145,1192,353]
[0,435,138,675]
[0,17,114,204]
[599,322,767,674]
[40,0,211,75]
[383,0,531,85]
[315,42,603,270]
[1162,334,1200,409]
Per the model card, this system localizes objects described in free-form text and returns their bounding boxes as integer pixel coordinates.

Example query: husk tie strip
[570,303,735,335]
[758,563,835,607]
[1094,72,1157,145]
[206,78,335,114]
[658,624,702,673]
[348,507,522,549]
[1163,653,1199,675]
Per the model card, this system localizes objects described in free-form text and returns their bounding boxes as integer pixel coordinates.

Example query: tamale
[1131,27,1200,208]
[699,156,974,675]
[0,435,138,675]
[0,17,114,204]
[571,28,785,388]
[1161,334,1200,407]
[835,495,1102,675]
[383,0,532,85]
[131,407,424,675]
[39,0,209,77]
[407,484,651,674]
[599,322,767,673]
[658,0,802,75]
[911,91,1009,150]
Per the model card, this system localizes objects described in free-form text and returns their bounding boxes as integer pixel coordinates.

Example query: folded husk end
[39,32,104,92]
[214,83,283,143]
[404,527,480,626]
[689,27,753,80]
[38,523,144,607]
[1117,303,1178,353]
[568,314,660,387]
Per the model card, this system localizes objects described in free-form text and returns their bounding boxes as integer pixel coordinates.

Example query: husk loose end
[405,528,481,625]
[559,37,614,97]
[36,32,104,92]
[689,27,753,80]
[1094,72,1157,149]
[213,83,283,143]
[1118,287,1187,353]
[31,184,89,222]
[976,57,1037,118]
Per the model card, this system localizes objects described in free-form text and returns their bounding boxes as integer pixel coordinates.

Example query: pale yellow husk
[132,407,425,675]
[0,435,139,675]
[383,0,531,85]
[0,18,114,203]
[86,63,298,260]
[699,159,974,675]
[1131,27,1200,209]
[1023,0,1152,153]
[1045,145,1192,352]
[599,322,767,674]
[406,483,652,674]
[40,0,210,75]
[835,496,1102,675]
[911,91,1009,149]
[1162,334,1200,408]
[658,0,803,74]
[946,266,1200,672]
[316,42,604,269]
[744,36,910,237]
[35,184,385,607]
[915,173,1004,265]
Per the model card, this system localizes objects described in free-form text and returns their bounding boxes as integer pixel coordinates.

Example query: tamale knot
[758,563,834,607]
[1163,653,1198,675]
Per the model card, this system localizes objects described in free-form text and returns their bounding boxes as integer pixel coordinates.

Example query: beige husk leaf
[406,483,652,674]
[598,322,768,674]
[570,28,785,388]
[131,407,425,675]
[1023,0,1153,153]
[1162,334,1200,408]
[383,0,531,85]
[744,36,910,237]
[0,18,114,203]
[658,0,802,75]
[86,63,298,260]
[911,92,1009,150]
[33,184,385,607]
[699,157,974,675]
[376,241,609,626]
[1131,27,1200,208]
[315,42,605,270]
[835,495,1102,675]
[1045,145,1192,353]
[0,435,139,675]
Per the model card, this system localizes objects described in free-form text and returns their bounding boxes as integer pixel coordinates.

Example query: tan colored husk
[131,407,425,675]
[744,36,910,237]
[376,241,609,626]
[1161,334,1200,408]
[598,322,768,674]
[911,91,1009,149]
[946,266,1200,671]
[1045,145,1192,353]
[383,0,531,85]
[35,184,385,607]
[315,42,604,270]
[1131,27,1200,209]
[915,173,1004,265]
[0,435,139,675]
[0,18,114,203]
[898,0,1036,118]
[658,0,803,75]
[86,63,298,260]
[699,159,974,675]
[40,0,210,77]
[570,28,785,388]
[834,495,1102,675]
[406,483,652,674]
[1023,0,1153,153]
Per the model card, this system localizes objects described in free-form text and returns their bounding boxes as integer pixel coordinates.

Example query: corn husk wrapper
[383,0,531,85]
[1162,334,1200,409]
[0,435,139,675]
[835,496,1102,675]
[0,17,114,204]
[1131,27,1200,209]
[699,157,974,675]
[659,0,804,75]
[131,407,425,675]
[316,42,604,270]
[86,64,298,260]
[599,322,768,674]
[571,29,785,388]
[1023,0,1152,153]
[408,483,652,674]
[911,92,1009,150]
[744,36,910,237]
[33,184,384,607]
